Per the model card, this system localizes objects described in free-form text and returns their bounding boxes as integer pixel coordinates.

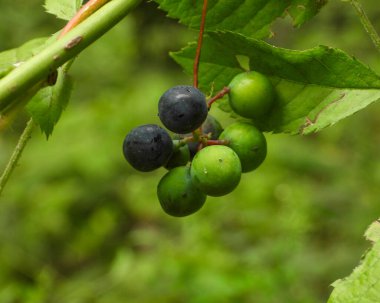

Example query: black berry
[158,85,207,134]
[123,124,173,172]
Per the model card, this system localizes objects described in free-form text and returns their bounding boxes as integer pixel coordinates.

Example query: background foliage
[0,0,379,302]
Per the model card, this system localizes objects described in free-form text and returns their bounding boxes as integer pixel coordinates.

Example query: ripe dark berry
[228,71,275,119]
[219,122,267,172]
[190,145,242,197]
[158,85,208,134]
[123,124,173,172]
[157,166,207,217]
[202,115,224,139]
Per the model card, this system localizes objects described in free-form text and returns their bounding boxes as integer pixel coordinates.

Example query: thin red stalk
[193,0,208,88]
[58,0,110,38]
[207,86,230,108]
[206,139,229,146]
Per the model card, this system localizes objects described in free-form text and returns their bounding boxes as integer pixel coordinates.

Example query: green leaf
[0,38,48,79]
[155,0,327,38]
[44,0,83,21]
[328,219,380,303]
[27,68,74,138]
[288,0,328,27]
[171,31,380,134]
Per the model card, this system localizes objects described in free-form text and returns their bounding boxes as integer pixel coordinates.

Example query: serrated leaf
[44,0,83,21]
[27,68,73,138]
[288,0,328,26]
[171,31,380,134]
[0,38,48,79]
[328,219,380,303]
[155,0,327,38]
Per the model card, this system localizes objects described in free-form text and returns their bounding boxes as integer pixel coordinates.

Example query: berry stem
[59,0,111,38]
[207,86,230,109]
[177,136,196,147]
[192,128,202,141]
[193,0,208,88]
[206,139,229,146]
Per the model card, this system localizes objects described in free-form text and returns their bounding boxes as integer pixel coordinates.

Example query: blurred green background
[0,0,380,302]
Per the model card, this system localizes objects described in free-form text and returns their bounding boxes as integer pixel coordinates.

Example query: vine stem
[0,0,142,111]
[0,118,34,195]
[350,0,380,54]
[193,0,208,88]
[0,0,141,196]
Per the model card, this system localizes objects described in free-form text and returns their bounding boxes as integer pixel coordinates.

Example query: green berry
[157,166,206,217]
[190,145,241,197]
[219,122,267,172]
[165,143,190,170]
[228,71,275,119]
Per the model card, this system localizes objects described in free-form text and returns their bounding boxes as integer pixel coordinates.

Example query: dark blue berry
[158,85,207,134]
[123,124,173,172]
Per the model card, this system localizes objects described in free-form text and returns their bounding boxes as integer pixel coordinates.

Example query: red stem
[58,0,110,38]
[207,86,230,108]
[206,139,229,146]
[193,0,208,88]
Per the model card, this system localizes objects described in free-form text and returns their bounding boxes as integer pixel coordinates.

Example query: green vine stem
[0,118,35,196]
[0,0,142,112]
[350,0,380,54]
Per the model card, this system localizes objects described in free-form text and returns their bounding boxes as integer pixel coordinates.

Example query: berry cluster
[123,71,275,217]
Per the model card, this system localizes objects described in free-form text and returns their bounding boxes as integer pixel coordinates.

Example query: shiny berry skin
[219,122,267,172]
[123,124,173,172]
[190,145,242,197]
[158,85,208,134]
[228,71,275,119]
[157,166,207,217]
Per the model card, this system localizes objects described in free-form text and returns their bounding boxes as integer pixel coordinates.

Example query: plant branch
[350,0,380,54]
[0,0,142,111]
[0,118,34,196]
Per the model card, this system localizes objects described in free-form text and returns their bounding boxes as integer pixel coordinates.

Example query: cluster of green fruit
[123,71,275,217]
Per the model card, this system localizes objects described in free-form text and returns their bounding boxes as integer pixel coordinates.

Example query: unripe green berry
[219,122,267,172]
[190,145,241,197]
[228,71,275,119]
[165,143,190,169]
[157,166,206,217]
